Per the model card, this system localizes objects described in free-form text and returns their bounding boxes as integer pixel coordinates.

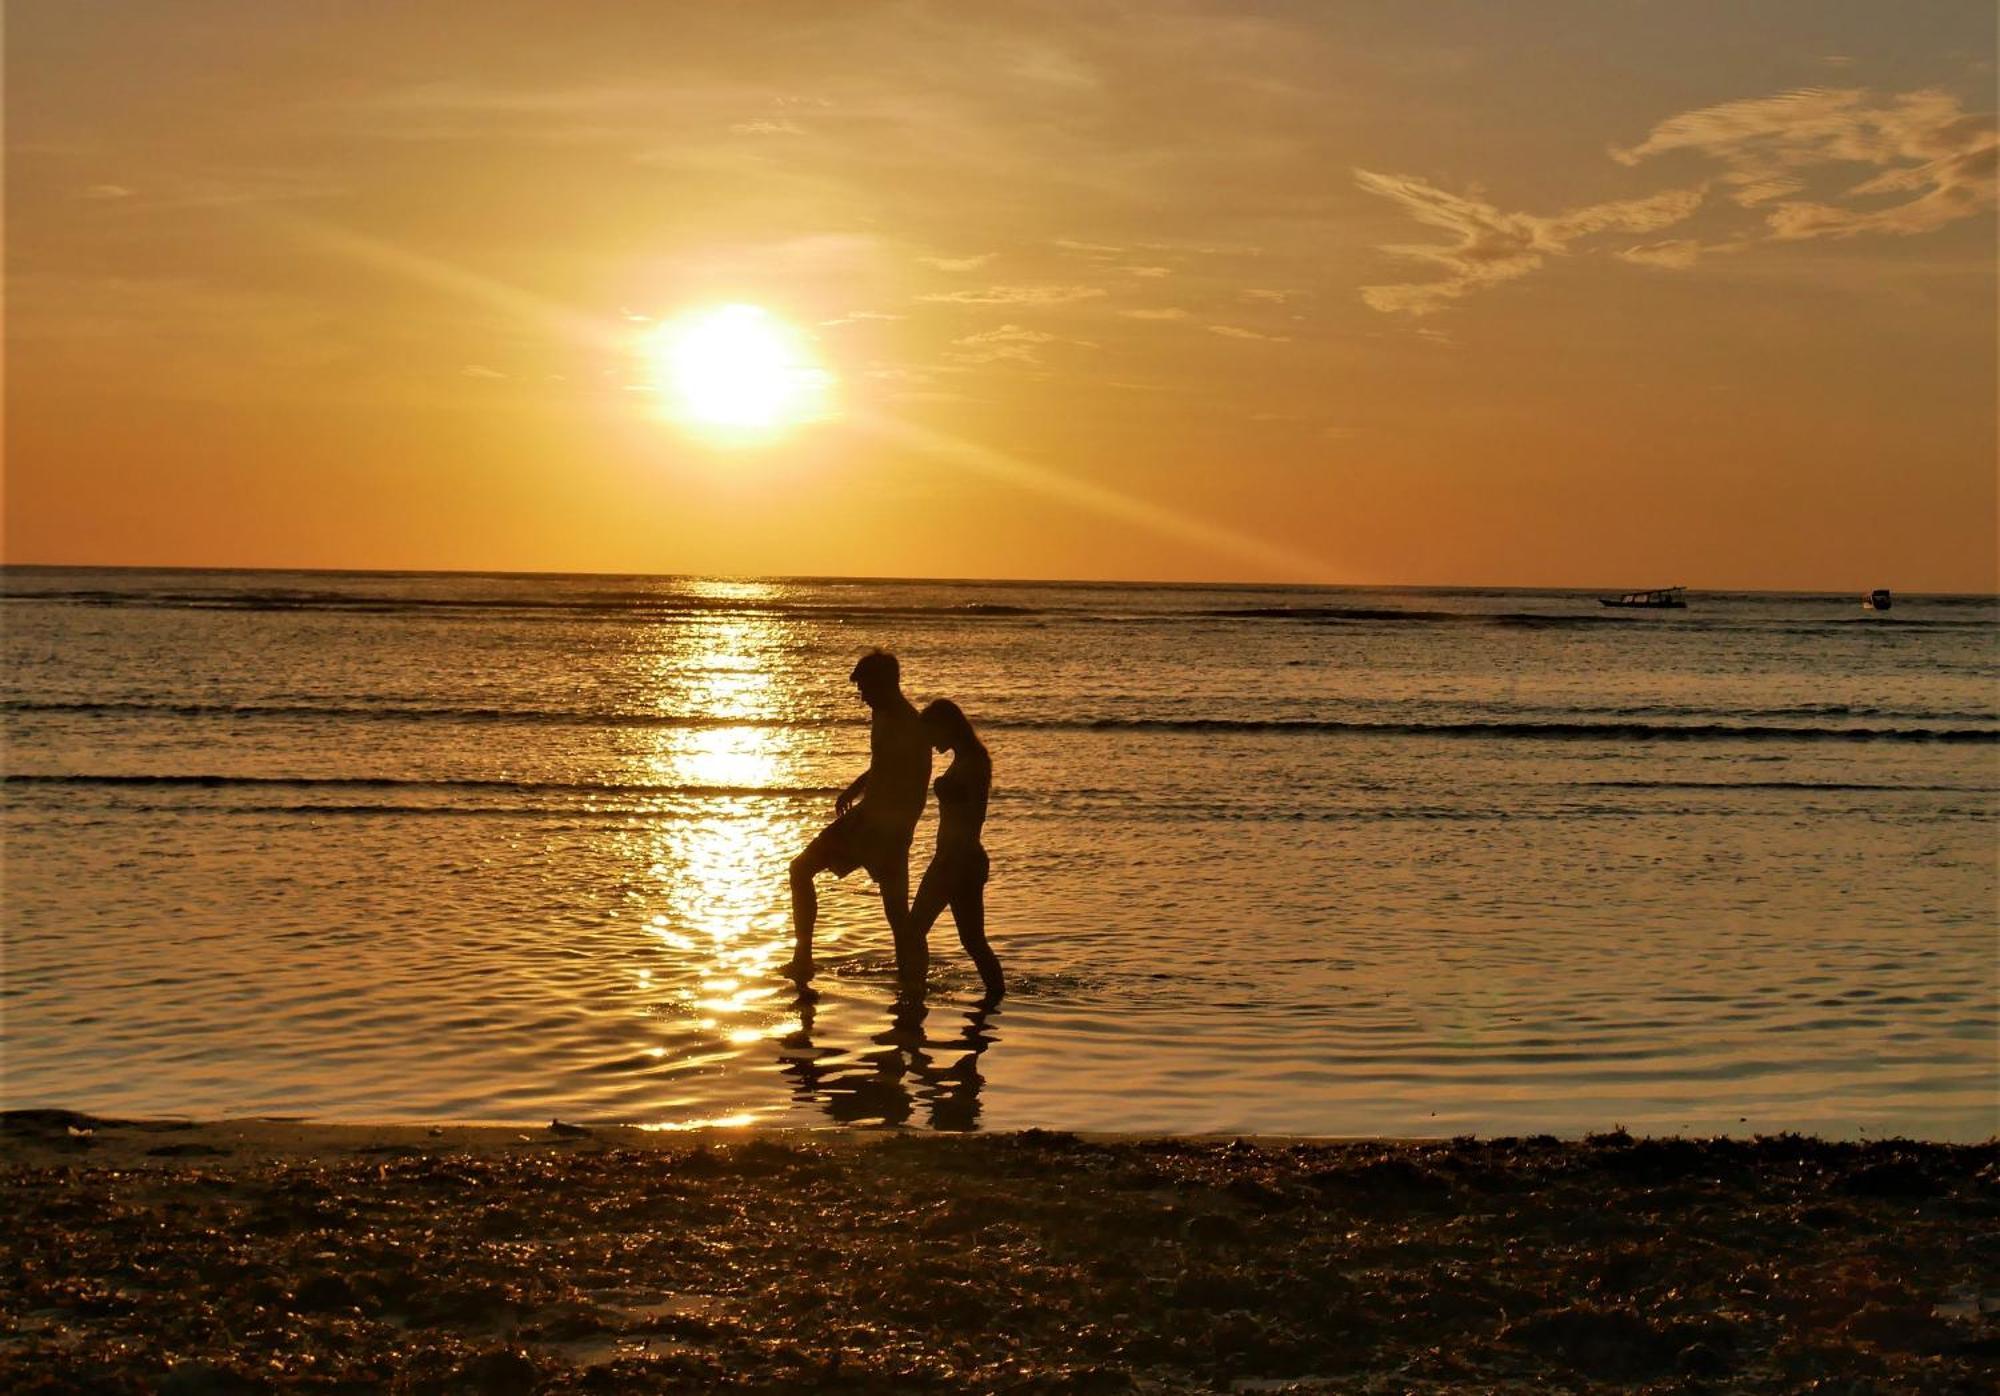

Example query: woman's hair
[920,698,982,753]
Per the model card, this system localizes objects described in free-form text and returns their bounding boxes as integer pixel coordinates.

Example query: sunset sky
[6,1,1995,589]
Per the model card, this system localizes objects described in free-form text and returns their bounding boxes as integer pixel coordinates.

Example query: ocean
[3,568,1994,1138]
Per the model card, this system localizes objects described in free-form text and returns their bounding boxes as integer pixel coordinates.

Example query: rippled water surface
[4,570,1995,1138]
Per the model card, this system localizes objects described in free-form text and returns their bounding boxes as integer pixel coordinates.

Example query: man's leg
[878,860,925,995]
[788,845,833,978]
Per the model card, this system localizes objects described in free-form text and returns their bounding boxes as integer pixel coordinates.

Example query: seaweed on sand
[1,1120,1995,1393]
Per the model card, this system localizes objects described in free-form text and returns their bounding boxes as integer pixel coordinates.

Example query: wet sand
[3,1111,1994,1393]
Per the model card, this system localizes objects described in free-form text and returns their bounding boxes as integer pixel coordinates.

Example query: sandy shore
[3,1111,1994,1393]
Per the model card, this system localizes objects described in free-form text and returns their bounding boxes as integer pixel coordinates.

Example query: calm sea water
[4,569,1995,1138]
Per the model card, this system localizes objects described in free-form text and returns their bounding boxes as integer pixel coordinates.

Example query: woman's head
[920,698,977,753]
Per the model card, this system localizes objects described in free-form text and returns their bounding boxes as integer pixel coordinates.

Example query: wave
[0,772,840,797]
[5,698,1993,742]
[1198,605,1626,628]
[48,802,740,820]
[1199,606,1997,633]
[1583,779,1982,792]
[1062,718,1997,742]
[0,699,836,728]
[1599,703,1998,722]
[1,587,1058,623]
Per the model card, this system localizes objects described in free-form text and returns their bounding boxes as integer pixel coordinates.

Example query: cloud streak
[1354,171,1703,315]
[919,253,995,272]
[947,323,1096,366]
[1208,324,1291,342]
[1615,238,1707,270]
[918,284,1108,306]
[1613,86,1997,242]
[1358,85,1994,314]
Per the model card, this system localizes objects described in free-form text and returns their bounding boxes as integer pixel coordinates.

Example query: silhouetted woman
[908,699,1004,1000]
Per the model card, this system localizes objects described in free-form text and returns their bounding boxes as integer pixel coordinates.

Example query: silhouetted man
[787,650,932,990]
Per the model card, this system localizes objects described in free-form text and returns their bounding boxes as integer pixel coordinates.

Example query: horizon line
[1,559,1992,599]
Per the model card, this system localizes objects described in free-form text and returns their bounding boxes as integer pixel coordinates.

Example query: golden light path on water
[602,591,1000,1131]
[619,598,805,1129]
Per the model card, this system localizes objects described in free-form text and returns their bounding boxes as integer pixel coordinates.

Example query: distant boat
[1863,588,1892,611]
[1600,586,1687,609]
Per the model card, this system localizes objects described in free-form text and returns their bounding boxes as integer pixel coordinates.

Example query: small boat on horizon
[1863,588,1893,611]
[1600,586,1687,609]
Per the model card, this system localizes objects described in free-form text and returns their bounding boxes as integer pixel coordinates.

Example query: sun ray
[850,409,1334,583]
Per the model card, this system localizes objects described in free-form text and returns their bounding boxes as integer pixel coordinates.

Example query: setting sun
[646,304,833,441]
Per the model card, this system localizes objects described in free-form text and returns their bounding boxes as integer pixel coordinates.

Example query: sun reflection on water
[638,1112,761,1133]
[619,611,814,1124]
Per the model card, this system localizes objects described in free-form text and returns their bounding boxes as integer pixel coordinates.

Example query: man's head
[849,649,901,707]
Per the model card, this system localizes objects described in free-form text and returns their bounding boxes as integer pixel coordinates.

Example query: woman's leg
[910,858,953,935]
[950,878,1004,1000]
[901,857,954,996]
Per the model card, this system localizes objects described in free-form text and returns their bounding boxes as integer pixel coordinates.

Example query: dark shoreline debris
[3,1124,1995,1392]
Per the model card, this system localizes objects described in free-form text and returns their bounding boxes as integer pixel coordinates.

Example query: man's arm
[834,770,870,817]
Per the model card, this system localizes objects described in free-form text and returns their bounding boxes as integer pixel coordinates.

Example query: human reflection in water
[908,699,1005,1000]
[776,990,998,1131]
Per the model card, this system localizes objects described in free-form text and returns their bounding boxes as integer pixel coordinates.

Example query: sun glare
[647,304,833,441]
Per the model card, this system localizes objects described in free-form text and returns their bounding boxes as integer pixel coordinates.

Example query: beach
[4,1111,1995,1393]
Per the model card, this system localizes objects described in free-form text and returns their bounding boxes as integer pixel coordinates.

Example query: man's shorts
[804,808,914,881]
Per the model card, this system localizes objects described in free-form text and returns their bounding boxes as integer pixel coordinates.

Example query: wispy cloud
[729,119,804,136]
[1355,170,1703,315]
[1122,265,1172,278]
[1053,238,1125,257]
[1208,324,1291,342]
[947,323,1097,366]
[819,310,906,327]
[864,364,946,385]
[1615,238,1709,270]
[919,253,995,272]
[1131,239,1265,258]
[1120,307,1190,321]
[1357,85,1993,314]
[1242,288,1301,303]
[1613,87,1997,242]
[918,284,1108,306]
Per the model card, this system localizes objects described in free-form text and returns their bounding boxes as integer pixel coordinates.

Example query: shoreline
[6,1111,1994,1392]
[8,1110,1990,1165]
[0,1111,1487,1168]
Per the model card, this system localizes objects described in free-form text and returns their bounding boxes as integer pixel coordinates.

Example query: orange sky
[5,2,1995,589]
